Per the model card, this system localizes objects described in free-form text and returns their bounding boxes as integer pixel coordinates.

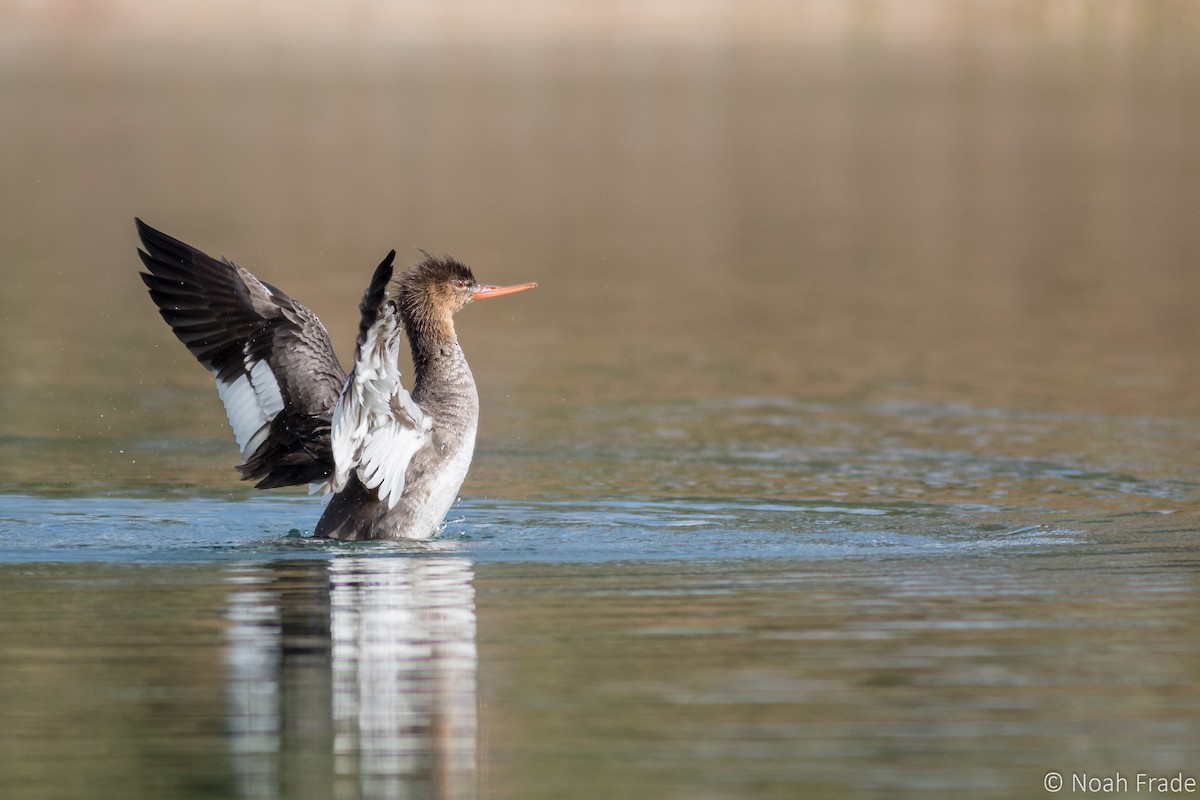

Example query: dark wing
[136,219,346,489]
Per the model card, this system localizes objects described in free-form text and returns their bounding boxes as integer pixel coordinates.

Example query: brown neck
[400,293,454,372]
[401,303,477,416]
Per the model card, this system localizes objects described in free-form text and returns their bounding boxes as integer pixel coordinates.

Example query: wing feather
[331,252,432,509]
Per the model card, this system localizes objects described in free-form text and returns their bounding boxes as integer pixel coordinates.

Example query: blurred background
[3,1,1198,490]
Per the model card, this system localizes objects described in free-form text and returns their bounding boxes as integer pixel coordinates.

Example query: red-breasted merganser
[136,219,536,540]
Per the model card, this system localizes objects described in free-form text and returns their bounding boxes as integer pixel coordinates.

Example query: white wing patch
[215,352,286,462]
[331,306,431,510]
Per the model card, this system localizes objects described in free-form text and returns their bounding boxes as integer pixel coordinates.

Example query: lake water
[2,5,1199,798]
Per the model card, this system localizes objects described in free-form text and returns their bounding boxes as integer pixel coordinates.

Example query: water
[1,505,1197,799]
[2,399,1196,799]
[2,4,1200,799]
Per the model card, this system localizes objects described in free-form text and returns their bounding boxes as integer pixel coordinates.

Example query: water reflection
[225,558,477,800]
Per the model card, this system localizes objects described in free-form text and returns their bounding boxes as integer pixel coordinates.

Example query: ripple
[0,493,1092,566]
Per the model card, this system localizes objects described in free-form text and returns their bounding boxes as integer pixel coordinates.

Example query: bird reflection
[225,557,477,800]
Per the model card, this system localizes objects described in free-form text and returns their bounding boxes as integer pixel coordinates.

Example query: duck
[136,219,536,540]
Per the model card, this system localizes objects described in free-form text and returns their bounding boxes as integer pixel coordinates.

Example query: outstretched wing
[331,252,432,509]
[137,219,346,489]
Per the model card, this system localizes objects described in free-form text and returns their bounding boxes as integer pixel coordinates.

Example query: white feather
[213,351,286,462]
[248,358,285,418]
[243,425,271,459]
[216,372,269,459]
[330,306,431,506]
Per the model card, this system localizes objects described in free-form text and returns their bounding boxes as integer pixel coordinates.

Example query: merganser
[136,219,536,540]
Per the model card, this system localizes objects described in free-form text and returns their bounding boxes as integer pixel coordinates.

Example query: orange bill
[472,281,538,299]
